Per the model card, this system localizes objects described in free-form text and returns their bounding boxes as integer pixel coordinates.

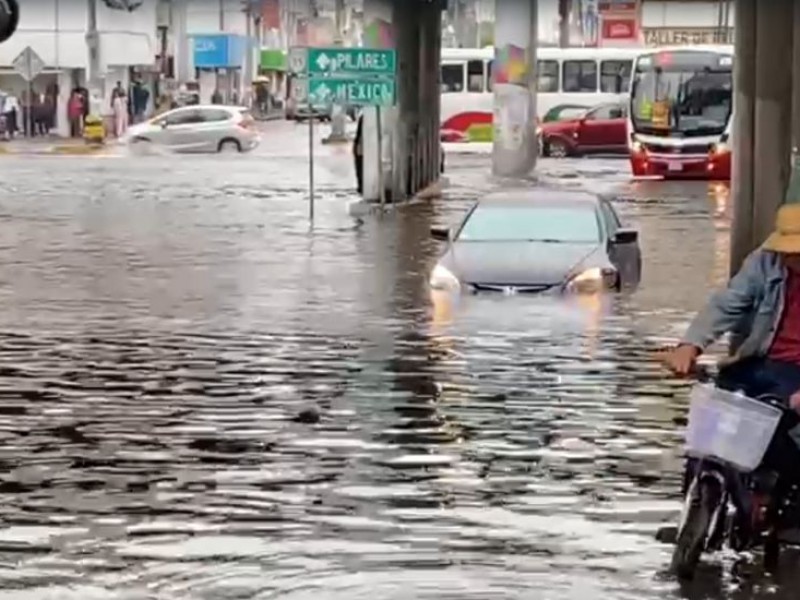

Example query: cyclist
[663,203,800,474]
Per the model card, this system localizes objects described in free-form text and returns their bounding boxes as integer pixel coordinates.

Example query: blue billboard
[192,34,245,69]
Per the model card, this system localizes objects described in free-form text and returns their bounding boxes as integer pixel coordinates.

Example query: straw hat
[763,204,800,253]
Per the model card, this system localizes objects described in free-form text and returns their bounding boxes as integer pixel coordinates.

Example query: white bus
[440,46,643,142]
[627,45,733,179]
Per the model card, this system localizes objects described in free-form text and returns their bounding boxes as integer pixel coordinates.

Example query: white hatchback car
[124,105,260,154]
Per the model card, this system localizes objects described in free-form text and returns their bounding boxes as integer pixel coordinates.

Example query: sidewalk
[0,136,115,156]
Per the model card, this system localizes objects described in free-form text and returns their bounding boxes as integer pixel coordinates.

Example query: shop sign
[644,28,733,47]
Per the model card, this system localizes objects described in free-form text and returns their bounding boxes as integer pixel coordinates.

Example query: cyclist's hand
[661,344,701,376]
[790,390,800,414]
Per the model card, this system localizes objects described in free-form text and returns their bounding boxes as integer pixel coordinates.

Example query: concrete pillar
[752,0,793,246]
[492,0,538,178]
[391,2,417,200]
[793,0,800,154]
[729,0,756,274]
[361,0,393,202]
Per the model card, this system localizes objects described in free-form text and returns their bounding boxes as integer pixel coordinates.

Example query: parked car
[539,102,628,158]
[124,105,260,154]
[428,188,641,294]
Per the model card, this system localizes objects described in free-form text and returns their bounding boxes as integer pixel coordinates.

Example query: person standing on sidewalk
[68,91,84,138]
[112,92,128,138]
[353,113,364,195]
[2,93,18,139]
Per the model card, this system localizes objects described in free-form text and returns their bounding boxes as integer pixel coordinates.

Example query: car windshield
[457,205,601,243]
[631,51,732,137]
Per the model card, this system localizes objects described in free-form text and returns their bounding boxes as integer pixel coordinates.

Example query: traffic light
[0,0,19,43]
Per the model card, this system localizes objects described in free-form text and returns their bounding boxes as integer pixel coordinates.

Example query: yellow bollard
[83,114,105,145]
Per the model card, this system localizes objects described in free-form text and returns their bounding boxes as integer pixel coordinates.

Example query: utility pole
[218,0,224,100]
[325,0,348,143]
[559,0,571,48]
[86,0,103,118]
[243,0,253,107]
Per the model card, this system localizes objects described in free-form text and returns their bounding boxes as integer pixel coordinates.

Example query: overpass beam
[492,0,538,178]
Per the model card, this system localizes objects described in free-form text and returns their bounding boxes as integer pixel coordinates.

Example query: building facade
[0,0,160,137]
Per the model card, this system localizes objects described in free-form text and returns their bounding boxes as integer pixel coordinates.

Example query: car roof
[476,188,601,209]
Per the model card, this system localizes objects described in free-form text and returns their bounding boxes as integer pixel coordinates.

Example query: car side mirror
[612,229,638,244]
[430,226,450,241]
[161,121,169,129]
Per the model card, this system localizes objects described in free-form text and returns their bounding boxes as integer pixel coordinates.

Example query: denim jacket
[682,249,785,359]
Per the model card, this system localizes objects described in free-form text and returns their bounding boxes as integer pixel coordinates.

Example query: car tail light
[238,117,256,130]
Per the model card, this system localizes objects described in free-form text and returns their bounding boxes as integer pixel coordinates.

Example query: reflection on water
[0,156,796,599]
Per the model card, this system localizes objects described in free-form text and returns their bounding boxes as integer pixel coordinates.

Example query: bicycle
[670,370,800,579]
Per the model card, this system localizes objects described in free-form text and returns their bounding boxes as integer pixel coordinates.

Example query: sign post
[12,46,46,137]
[290,46,398,220]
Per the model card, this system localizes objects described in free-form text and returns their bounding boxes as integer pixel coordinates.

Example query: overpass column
[794,0,800,155]
[492,0,538,178]
[730,0,756,274]
[752,0,793,245]
[361,0,396,202]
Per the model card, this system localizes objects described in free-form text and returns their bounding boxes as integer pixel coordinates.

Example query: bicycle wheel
[671,477,723,579]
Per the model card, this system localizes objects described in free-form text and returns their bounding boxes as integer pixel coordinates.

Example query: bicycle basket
[685,384,783,472]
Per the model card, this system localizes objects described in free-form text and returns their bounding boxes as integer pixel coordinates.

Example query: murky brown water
[0,147,796,599]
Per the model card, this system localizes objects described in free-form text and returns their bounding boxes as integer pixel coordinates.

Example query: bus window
[600,60,632,93]
[441,63,465,93]
[537,59,559,92]
[467,60,484,92]
[563,60,597,93]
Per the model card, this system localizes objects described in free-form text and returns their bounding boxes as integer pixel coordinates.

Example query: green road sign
[294,76,396,107]
[289,47,396,77]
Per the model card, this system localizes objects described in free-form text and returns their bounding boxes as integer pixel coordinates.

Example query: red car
[539,103,628,158]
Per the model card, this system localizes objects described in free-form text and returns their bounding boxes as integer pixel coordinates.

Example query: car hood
[440,241,602,287]
[125,122,151,137]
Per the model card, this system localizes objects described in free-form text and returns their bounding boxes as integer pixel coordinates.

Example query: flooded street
[0,126,795,599]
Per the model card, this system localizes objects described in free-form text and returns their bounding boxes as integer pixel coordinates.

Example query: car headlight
[630,140,643,153]
[429,264,461,291]
[564,267,616,293]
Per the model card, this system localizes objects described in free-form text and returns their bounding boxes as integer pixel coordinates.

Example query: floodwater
[0,139,796,599]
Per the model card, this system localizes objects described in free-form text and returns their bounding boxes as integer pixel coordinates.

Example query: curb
[0,144,112,156]
[321,137,352,145]
[347,177,448,217]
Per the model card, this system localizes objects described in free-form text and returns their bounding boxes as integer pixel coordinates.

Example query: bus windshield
[631,51,732,137]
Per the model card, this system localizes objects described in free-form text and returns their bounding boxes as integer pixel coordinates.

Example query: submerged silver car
[125,105,260,153]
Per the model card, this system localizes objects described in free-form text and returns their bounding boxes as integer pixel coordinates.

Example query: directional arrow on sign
[315,53,331,72]
[312,82,332,102]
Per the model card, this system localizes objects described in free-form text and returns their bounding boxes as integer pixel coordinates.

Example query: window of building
[600,60,633,93]
[441,63,465,93]
[563,60,597,93]
[537,60,559,93]
[467,60,484,92]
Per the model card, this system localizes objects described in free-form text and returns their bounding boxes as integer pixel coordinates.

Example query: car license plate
[668,161,683,172]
